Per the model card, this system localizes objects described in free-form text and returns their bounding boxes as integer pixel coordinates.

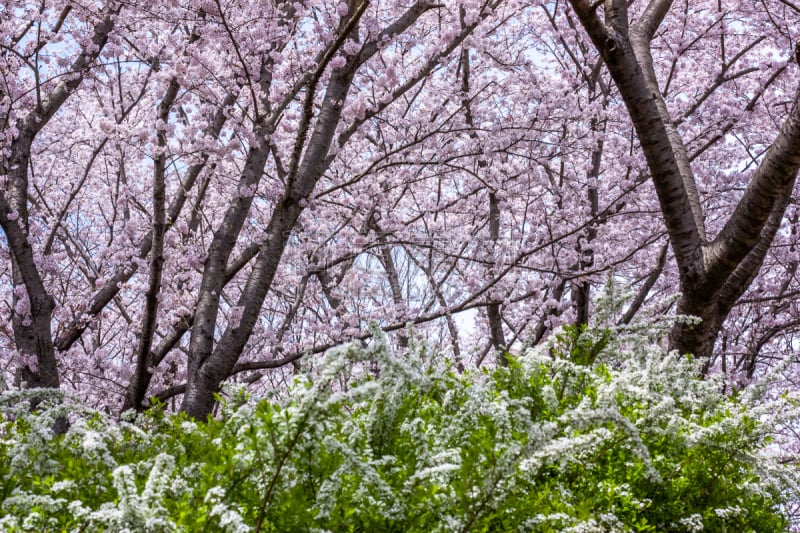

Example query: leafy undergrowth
[1,320,799,532]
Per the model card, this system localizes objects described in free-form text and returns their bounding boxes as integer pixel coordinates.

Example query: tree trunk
[567,0,800,360]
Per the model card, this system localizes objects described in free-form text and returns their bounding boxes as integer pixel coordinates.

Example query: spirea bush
[1,318,799,532]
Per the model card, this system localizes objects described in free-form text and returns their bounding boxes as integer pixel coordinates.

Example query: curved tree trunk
[0,7,118,400]
[567,0,800,359]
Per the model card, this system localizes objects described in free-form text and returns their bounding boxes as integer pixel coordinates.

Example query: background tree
[2,0,800,417]
[566,0,800,361]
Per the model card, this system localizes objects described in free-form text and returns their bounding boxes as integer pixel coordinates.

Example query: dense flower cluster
[1,311,798,531]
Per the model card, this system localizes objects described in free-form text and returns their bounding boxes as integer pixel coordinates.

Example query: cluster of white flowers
[1,288,799,530]
[83,454,178,532]
[678,513,704,532]
[204,487,250,533]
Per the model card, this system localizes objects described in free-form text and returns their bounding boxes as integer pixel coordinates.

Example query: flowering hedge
[1,319,798,532]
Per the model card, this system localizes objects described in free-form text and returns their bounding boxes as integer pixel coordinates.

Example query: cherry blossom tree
[565,0,800,362]
[2,0,800,419]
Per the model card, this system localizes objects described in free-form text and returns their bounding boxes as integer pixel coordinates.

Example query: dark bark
[180,1,504,418]
[572,117,604,327]
[0,6,119,402]
[55,92,236,353]
[568,0,800,359]
[460,46,506,361]
[121,78,179,413]
[181,1,372,418]
[618,243,668,326]
[371,220,409,350]
[487,192,508,358]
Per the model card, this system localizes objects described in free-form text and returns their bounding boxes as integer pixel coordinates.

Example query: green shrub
[1,318,798,532]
